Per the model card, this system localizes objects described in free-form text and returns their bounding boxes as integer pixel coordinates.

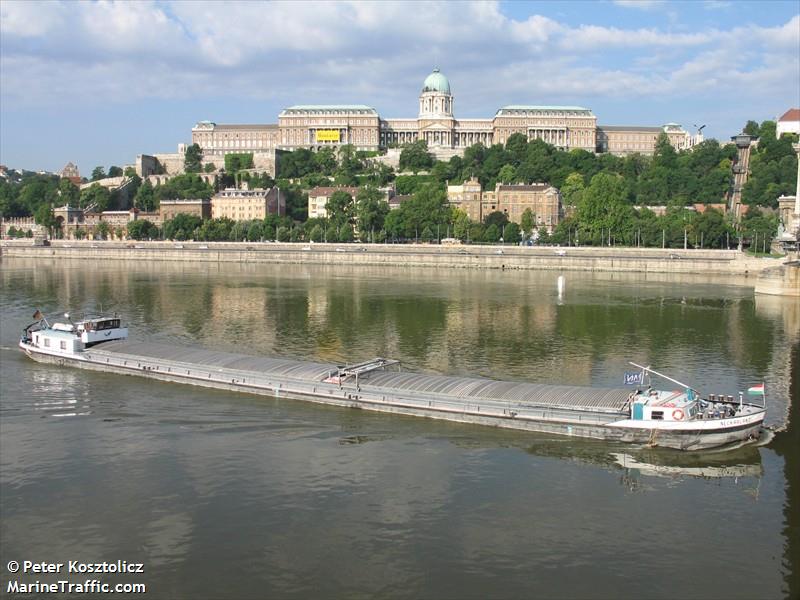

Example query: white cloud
[613,0,667,10]
[0,0,797,127]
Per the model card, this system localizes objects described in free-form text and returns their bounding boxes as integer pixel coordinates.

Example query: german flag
[32,309,43,320]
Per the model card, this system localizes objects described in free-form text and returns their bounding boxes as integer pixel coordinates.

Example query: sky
[1,0,798,173]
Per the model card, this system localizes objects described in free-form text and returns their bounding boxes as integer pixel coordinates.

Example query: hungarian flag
[747,383,765,395]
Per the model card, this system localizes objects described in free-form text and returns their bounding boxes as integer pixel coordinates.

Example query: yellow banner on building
[316,130,340,142]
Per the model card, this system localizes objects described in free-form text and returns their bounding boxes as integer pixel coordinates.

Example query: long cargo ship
[19,313,767,451]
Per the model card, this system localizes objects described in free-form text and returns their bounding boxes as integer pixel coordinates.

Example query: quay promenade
[0,239,786,276]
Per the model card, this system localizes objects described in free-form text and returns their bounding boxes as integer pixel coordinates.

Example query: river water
[1,257,797,599]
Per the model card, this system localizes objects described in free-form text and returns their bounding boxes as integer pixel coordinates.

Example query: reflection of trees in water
[553,298,776,374]
[773,342,798,598]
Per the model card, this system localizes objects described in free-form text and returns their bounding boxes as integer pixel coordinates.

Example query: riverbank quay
[1,239,784,276]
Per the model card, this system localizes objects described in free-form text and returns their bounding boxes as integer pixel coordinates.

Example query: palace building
[191,68,697,164]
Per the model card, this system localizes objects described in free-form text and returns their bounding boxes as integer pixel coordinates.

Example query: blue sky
[1,0,798,173]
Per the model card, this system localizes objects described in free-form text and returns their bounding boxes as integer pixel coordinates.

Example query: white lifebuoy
[672,409,685,421]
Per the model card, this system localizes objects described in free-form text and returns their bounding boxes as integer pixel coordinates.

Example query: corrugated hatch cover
[95,341,632,413]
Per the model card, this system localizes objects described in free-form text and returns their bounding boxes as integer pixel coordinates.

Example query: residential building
[777,108,800,137]
[211,186,284,221]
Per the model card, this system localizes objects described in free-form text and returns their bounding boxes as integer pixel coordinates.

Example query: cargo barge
[19,313,767,451]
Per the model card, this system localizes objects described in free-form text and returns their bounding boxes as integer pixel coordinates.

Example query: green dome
[422,68,450,94]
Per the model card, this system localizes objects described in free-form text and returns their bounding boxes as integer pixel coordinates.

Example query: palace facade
[191,69,698,162]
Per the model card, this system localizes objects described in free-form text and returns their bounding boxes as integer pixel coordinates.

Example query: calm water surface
[1,257,797,599]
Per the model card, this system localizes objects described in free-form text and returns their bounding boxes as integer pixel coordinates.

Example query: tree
[309,224,324,243]
[497,164,516,184]
[453,210,471,241]
[520,208,535,234]
[326,190,354,228]
[276,226,290,242]
[34,204,56,235]
[155,174,213,201]
[134,180,157,211]
[576,172,635,244]
[560,172,585,208]
[91,166,106,181]
[421,225,434,242]
[339,223,354,242]
[124,166,137,178]
[59,178,80,207]
[95,221,110,240]
[504,222,521,244]
[108,166,123,177]
[483,211,509,229]
[399,140,434,173]
[356,186,389,239]
[184,144,203,173]
[80,183,111,212]
[743,120,760,137]
[127,219,159,240]
[653,133,677,170]
[204,163,216,173]
[163,213,202,240]
[224,153,254,173]
[484,223,500,243]
[246,220,262,241]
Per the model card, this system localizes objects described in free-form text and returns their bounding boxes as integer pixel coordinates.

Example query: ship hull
[19,341,765,451]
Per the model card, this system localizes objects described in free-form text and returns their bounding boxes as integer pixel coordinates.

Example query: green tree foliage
[276,226,290,242]
[134,180,157,211]
[246,220,262,241]
[80,183,111,212]
[309,224,324,243]
[59,178,80,207]
[326,190,354,228]
[34,203,57,234]
[743,120,760,136]
[389,184,449,239]
[504,222,521,244]
[577,172,634,244]
[223,153,254,173]
[395,174,435,195]
[399,140,434,173]
[742,121,798,208]
[124,167,137,178]
[126,219,159,240]
[484,223,500,242]
[108,166,123,177]
[421,225,434,242]
[339,223,354,242]
[204,163,217,173]
[184,144,203,173]
[355,186,389,238]
[483,210,509,229]
[155,174,214,201]
[163,213,203,240]
[560,172,585,208]
[497,164,516,184]
[740,208,779,250]
[95,221,110,240]
[91,166,106,181]
[520,207,535,234]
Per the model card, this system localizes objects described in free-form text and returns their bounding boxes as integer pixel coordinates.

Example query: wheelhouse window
[96,319,120,330]
[60,341,67,350]
[44,338,50,347]
[651,411,664,420]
